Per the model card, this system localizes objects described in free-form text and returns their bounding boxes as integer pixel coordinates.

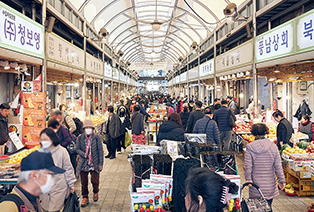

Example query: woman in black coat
[117,106,131,153]
[157,113,185,146]
[179,103,190,131]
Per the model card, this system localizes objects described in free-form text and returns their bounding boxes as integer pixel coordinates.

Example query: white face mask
[35,174,54,194]
[85,128,93,135]
[41,140,52,149]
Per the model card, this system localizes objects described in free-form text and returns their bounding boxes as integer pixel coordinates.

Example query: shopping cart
[240,182,271,212]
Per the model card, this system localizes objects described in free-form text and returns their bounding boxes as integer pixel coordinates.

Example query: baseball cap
[21,151,65,174]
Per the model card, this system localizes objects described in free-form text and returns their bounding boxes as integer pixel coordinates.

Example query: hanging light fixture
[151,0,161,31]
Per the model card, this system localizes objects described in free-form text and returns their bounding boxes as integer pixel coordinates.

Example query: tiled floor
[75,146,314,212]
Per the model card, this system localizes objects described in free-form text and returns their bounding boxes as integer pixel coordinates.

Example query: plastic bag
[125,132,132,148]
[63,191,80,212]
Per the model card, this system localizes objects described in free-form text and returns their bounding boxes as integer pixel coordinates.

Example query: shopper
[117,106,131,153]
[117,99,130,117]
[227,96,239,115]
[131,105,145,144]
[0,103,10,155]
[186,101,204,133]
[298,115,314,142]
[245,123,285,211]
[210,98,221,112]
[213,100,236,151]
[51,110,77,134]
[185,167,238,212]
[193,107,220,145]
[139,100,151,118]
[76,119,104,207]
[105,106,121,159]
[0,151,65,212]
[166,102,175,115]
[176,97,184,113]
[48,119,77,170]
[188,100,196,112]
[157,113,185,145]
[38,128,76,212]
[272,109,294,149]
[180,103,190,130]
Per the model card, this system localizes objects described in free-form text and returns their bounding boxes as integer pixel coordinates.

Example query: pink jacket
[245,138,285,200]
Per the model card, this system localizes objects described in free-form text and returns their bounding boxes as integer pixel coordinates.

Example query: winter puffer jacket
[193,116,220,145]
[157,120,185,146]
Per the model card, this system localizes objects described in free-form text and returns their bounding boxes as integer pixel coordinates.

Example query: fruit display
[8,145,40,164]
[282,146,307,157]
[241,134,255,143]
[233,122,252,133]
[306,144,314,153]
[294,132,309,140]
[90,115,106,126]
[148,114,162,122]
[284,183,296,196]
[307,203,314,212]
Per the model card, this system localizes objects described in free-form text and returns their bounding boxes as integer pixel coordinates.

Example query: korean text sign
[199,59,214,77]
[255,22,293,63]
[296,9,314,53]
[0,2,44,58]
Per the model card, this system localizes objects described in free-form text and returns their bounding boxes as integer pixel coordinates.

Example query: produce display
[241,134,255,143]
[233,122,252,133]
[0,163,20,180]
[307,203,314,212]
[284,183,296,196]
[90,115,106,126]
[282,146,307,157]
[148,115,162,122]
[8,145,40,164]
[306,144,314,153]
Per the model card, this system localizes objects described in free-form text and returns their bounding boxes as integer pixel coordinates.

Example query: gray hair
[18,171,32,183]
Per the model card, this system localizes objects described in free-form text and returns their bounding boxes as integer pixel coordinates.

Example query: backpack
[0,194,28,212]
[65,115,83,137]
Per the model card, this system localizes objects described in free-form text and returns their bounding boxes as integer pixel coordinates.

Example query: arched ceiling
[69,0,246,65]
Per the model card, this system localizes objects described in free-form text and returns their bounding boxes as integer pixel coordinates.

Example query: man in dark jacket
[105,106,121,159]
[139,101,151,118]
[186,101,204,133]
[213,100,236,151]
[157,113,185,146]
[0,103,10,155]
[273,110,294,149]
[227,96,239,115]
[193,107,220,145]
[132,105,144,136]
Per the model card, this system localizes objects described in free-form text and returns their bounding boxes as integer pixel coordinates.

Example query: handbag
[241,182,271,212]
[63,191,80,212]
[66,134,77,155]
[228,110,236,128]
[125,131,132,148]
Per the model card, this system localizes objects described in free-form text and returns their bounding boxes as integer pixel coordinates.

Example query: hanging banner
[86,53,103,76]
[216,40,253,73]
[255,21,294,63]
[296,9,314,53]
[0,2,44,58]
[104,63,112,79]
[199,59,214,77]
[112,68,119,80]
[21,92,46,144]
[175,75,180,84]
[47,33,84,69]
[188,67,198,80]
[180,72,187,82]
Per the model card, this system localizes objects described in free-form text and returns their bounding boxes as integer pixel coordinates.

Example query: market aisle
[74,147,314,212]
[237,154,314,212]
[74,145,132,212]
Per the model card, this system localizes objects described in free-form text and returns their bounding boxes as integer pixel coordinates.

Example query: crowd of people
[0,93,304,211]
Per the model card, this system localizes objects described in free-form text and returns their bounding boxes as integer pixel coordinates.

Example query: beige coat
[61,113,77,134]
[39,145,76,211]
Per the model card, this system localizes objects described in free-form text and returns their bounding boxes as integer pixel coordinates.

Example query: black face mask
[120,111,125,117]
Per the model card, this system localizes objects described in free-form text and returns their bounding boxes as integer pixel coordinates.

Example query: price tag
[9,131,24,150]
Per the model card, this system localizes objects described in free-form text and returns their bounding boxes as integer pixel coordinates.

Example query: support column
[111,80,113,105]
[83,20,87,112]
[92,82,95,114]
[214,29,217,99]
[42,0,47,96]
[269,82,273,111]
[252,0,258,111]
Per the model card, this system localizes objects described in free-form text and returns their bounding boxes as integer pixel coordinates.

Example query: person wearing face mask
[37,128,76,212]
[116,107,131,154]
[0,151,65,212]
[299,115,314,142]
[76,120,104,207]
[0,103,11,155]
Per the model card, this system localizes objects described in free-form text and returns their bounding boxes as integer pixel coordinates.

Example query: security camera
[191,41,197,49]
[99,27,108,37]
[178,56,183,62]
[223,3,237,16]
[118,50,123,57]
